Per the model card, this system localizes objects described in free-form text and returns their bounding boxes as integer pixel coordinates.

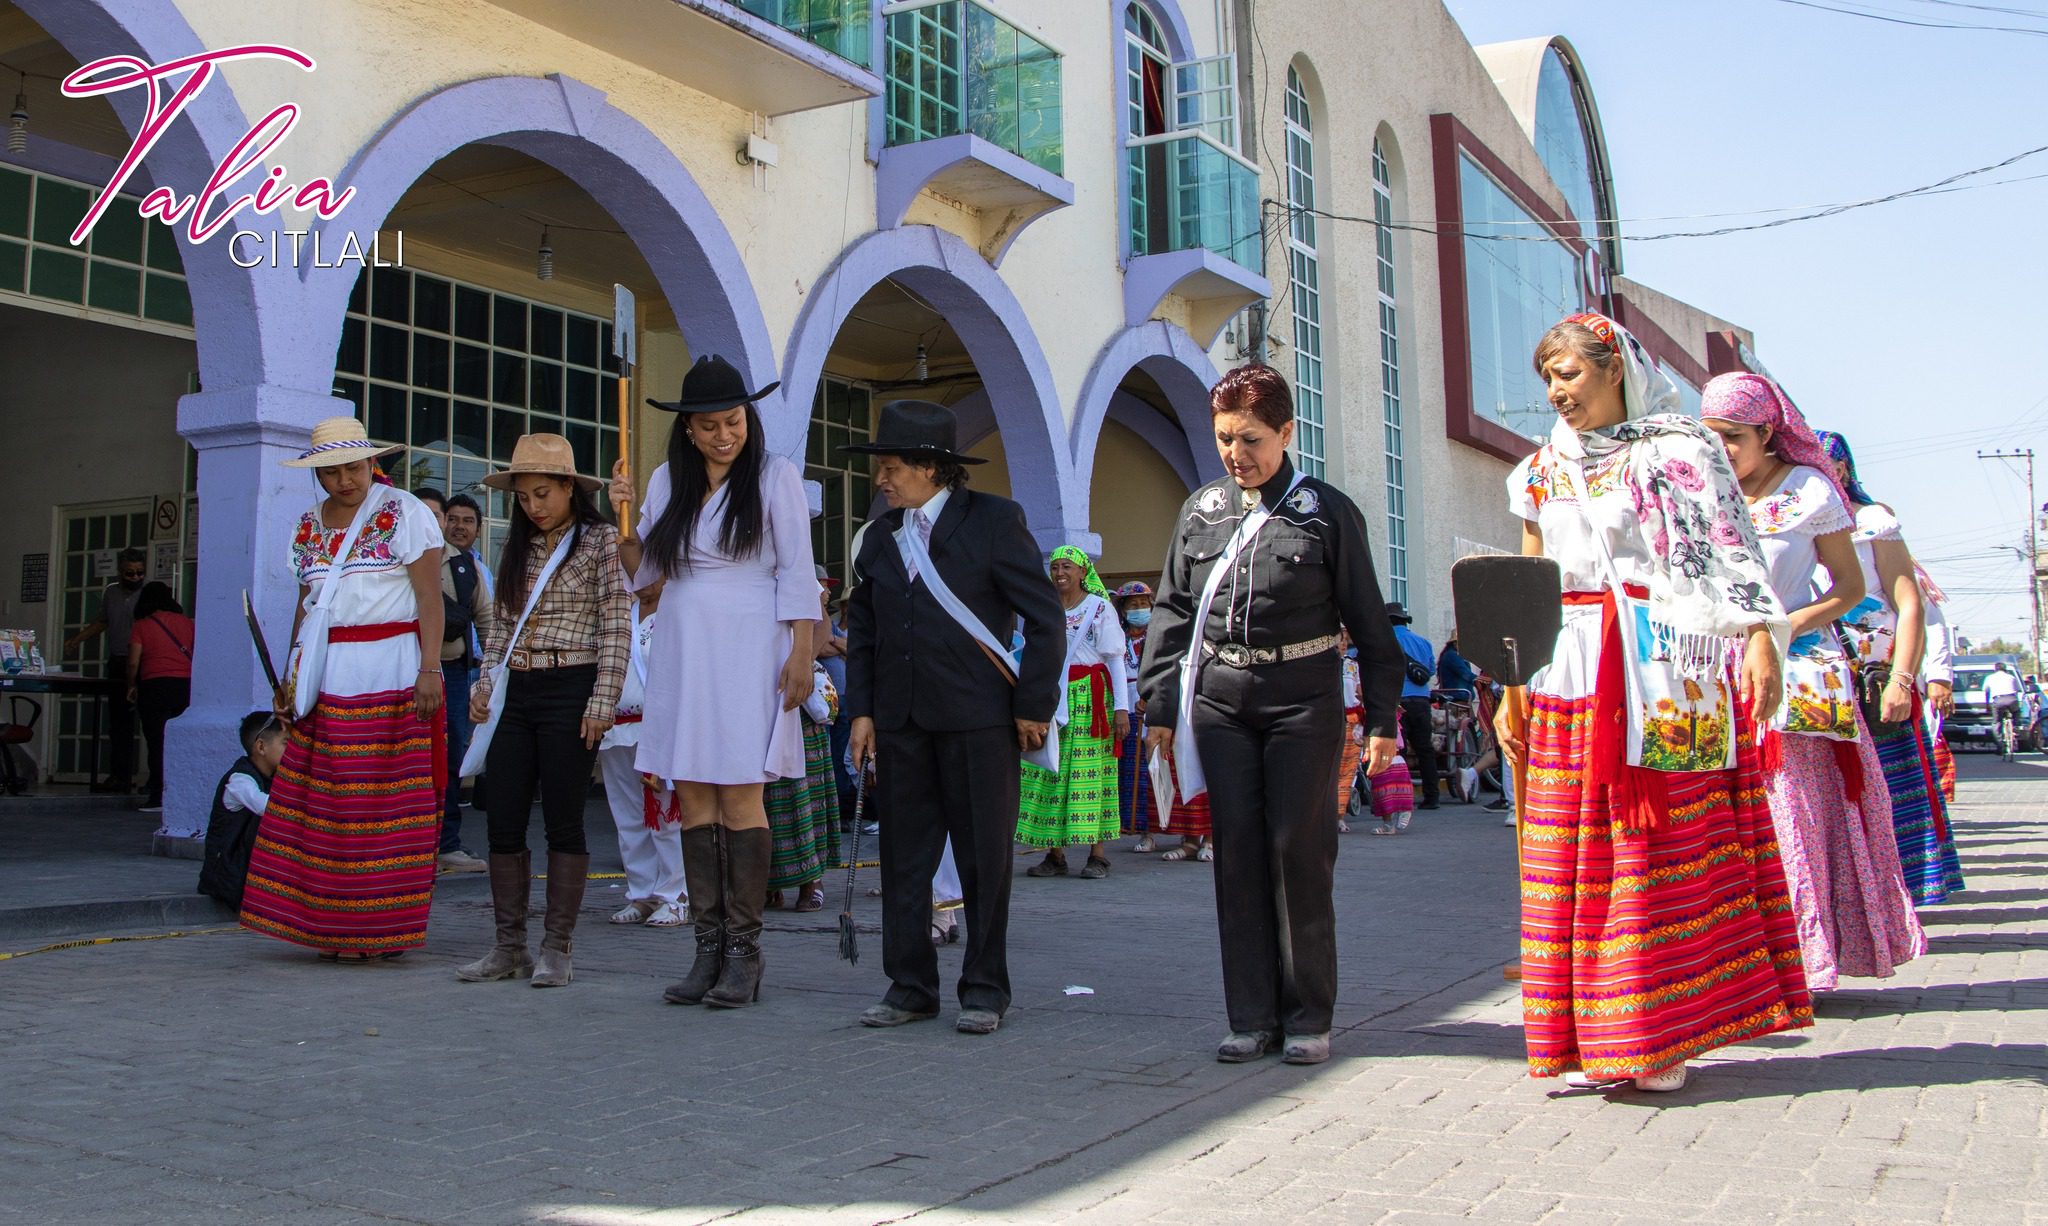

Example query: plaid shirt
[481,521,633,722]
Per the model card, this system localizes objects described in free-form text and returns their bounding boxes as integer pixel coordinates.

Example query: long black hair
[496,478,607,616]
[134,581,182,619]
[642,402,768,578]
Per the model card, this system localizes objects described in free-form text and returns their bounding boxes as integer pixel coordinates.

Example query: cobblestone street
[2,755,2043,1225]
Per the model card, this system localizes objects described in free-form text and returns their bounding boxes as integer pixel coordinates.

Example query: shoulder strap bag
[289,490,389,719]
[459,529,579,777]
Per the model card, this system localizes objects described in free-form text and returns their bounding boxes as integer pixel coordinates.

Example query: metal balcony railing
[883,0,1063,176]
[734,0,873,68]
[1127,129,1263,274]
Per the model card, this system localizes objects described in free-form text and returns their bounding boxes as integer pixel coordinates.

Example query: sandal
[930,914,960,945]
[766,889,787,910]
[1026,852,1068,877]
[1161,842,1202,862]
[1371,823,1399,836]
[1129,835,1157,854]
[610,898,659,925]
[795,882,825,913]
[1079,855,1111,879]
[1396,813,1412,831]
[1197,843,1214,862]
[643,900,688,928]
[1338,819,1351,834]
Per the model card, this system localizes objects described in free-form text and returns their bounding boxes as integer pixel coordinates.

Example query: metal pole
[1980,448,2041,670]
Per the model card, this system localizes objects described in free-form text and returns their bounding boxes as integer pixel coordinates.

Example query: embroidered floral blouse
[1507,417,1790,653]
[290,488,443,629]
[1745,464,1854,649]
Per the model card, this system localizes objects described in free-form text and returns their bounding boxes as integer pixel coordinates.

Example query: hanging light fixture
[535,226,554,281]
[913,343,928,383]
[7,76,27,157]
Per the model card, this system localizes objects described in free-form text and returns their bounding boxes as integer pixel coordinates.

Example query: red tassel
[1588,590,1670,836]
[642,776,679,831]
[1831,738,1864,806]
[1759,729,1784,776]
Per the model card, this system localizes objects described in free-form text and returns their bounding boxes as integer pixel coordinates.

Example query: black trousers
[1398,696,1439,804]
[135,676,190,806]
[876,722,1020,1015]
[485,665,596,856]
[1193,654,1345,1036]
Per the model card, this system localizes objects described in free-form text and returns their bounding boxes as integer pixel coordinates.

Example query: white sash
[459,527,579,777]
[289,489,390,719]
[1052,596,1108,728]
[897,515,1060,772]
[1169,472,1306,801]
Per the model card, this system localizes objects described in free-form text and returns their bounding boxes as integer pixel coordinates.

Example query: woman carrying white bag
[239,418,448,963]
[456,434,633,988]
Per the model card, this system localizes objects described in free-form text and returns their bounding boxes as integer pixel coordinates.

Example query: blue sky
[1444,0,2048,652]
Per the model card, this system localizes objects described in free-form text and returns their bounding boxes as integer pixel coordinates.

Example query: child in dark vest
[197,712,287,908]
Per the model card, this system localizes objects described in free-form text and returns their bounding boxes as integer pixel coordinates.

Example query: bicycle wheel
[1447,725,1480,803]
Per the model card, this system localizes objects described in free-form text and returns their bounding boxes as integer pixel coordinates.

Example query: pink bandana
[1700,373,1849,506]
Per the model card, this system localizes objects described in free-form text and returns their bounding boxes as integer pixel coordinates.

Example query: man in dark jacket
[844,401,1065,1036]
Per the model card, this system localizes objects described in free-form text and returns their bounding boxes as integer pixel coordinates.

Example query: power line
[1770,0,2048,35]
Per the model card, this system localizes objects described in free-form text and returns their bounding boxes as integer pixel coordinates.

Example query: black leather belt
[1201,634,1341,668]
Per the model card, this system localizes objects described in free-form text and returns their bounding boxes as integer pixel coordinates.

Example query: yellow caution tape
[0,925,243,963]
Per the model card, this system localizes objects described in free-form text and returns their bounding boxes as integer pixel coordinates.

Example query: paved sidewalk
[1,757,2043,1225]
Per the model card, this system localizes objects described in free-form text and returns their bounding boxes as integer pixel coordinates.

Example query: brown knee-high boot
[665,826,725,1005]
[706,827,769,1008]
[531,850,588,988]
[456,851,532,982]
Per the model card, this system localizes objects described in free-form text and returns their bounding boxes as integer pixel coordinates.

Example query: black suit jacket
[845,488,1065,733]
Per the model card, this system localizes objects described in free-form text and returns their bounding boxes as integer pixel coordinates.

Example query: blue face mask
[1125,608,1153,628]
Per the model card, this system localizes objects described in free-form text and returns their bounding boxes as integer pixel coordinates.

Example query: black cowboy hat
[840,399,987,465]
[646,353,781,414]
[1386,602,1414,625]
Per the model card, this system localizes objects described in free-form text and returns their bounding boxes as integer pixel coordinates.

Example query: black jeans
[440,656,474,853]
[105,654,135,786]
[484,665,596,856]
[1399,696,1439,805]
[876,722,1020,1015]
[1193,654,1345,1036]
[135,676,190,807]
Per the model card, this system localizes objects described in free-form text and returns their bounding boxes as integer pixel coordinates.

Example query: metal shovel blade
[1450,556,1564,687]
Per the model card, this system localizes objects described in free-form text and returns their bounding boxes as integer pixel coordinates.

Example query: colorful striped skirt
[1137,743,1211,838]
[765,718,840,890]
[1335,720,1365,817]
[1018,673,1122,847]
[1873,713,1966,905]
[239,688,441,953]
[1520,686,1813,1079]
[1367,757,1414,819]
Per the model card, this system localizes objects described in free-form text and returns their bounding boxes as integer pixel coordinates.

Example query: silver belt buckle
[1216,642,1253,668]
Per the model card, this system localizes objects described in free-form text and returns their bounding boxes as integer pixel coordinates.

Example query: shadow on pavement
[1601,1043,2048,1106]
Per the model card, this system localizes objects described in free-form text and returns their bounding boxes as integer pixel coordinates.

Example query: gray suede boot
[530,850,588,988]
[456,852,532,982]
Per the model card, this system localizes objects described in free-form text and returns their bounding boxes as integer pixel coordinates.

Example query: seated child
[197,711,286,907]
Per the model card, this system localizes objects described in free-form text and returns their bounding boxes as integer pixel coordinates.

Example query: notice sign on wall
[20,553,48,604]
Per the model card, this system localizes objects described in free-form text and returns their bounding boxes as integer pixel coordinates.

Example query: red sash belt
[330,620,420,643]
[613,712,643,725]
[1070,662,1114,746]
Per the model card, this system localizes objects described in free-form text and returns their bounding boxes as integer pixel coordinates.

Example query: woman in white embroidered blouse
[1702,373,1924,992]
[1495,315,1809,1094]
[1017,546,1130,879]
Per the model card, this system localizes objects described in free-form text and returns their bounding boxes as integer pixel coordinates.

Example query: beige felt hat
[481,433,604,492]
[282,416,404,469]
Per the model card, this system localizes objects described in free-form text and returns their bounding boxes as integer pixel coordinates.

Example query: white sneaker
[437,850,487,874]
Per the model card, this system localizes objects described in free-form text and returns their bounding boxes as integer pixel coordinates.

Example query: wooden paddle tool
[1450,554,1563,983]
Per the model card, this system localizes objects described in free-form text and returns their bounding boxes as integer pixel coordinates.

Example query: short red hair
[1210,363,1293,431]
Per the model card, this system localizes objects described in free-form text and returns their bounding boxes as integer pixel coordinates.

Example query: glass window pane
[531,307,564,359]
[566,423,597,476]
[453,400,488,458]
[567,369,597,422]
[453,342,489,400]
[0,238,26,293]
[370,323,409,383]
[492,409,524,461]
[145,224,184,273]
[32,178,88,246]
[370,266,410,322]
[412,333,450,390]
[566,316,598,368]
[493,296,527,350]
[0,167,28,237]
[493,354,526,407]
[454,285,490,341]
[368,383,407,442]
[87,261,141,313]
[142,274,192,325]
[411,393,450,451]
[530,361,563,415]
[451,457,489,500]
[337,316,366,374]
[333,378,364,411]
[346,269,368,316]
[413,275,451,332]
[29,248,85,302]
[90,204,145,264]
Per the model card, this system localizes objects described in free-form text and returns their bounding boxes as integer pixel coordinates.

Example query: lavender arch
[289,73,773,403]
[782,225,1083,548]
[1069,321,1223,530]
[14,0,280,391]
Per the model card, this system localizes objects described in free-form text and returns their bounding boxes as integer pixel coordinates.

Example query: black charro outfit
[844,402,1066,1024]
[1138,458,1404,1039]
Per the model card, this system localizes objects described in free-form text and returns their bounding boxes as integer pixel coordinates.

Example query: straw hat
[282,416,403,469]
[481,433,604,492]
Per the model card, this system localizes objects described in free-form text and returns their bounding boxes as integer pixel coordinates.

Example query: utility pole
[1980,448,2041,669]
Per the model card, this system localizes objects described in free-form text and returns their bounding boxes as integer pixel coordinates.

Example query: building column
[156,384,337,852]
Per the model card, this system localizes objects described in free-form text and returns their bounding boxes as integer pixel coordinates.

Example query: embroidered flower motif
[1665,459,1705,492]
